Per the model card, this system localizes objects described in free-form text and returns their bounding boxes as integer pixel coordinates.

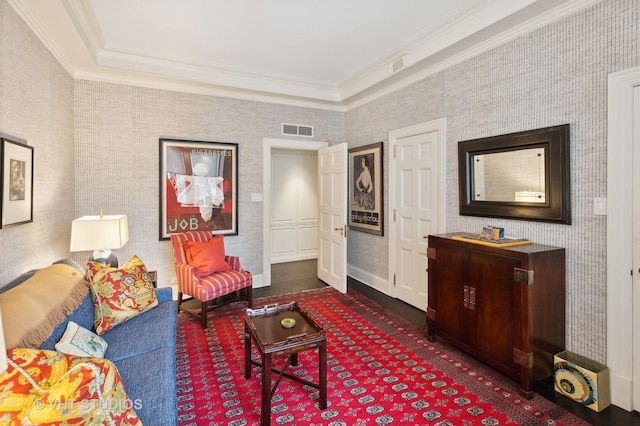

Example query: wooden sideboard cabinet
[426,233,565,398]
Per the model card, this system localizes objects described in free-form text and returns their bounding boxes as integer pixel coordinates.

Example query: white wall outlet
[594,197,607,215]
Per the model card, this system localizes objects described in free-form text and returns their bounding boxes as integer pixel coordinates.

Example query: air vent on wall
[282,123,314,137]
[390,55,406,74]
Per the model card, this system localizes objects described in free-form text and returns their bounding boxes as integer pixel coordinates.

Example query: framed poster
[159,138,238,240]
[1,137,34,228]
[348,142,383,235]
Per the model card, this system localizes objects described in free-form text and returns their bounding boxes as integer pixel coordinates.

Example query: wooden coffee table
[244,301,327,425]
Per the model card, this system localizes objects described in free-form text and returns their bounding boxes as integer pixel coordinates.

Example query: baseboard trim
[270,253,318,264]
[609,371,632,411]
[347,264,390,296]
[252,273,266,288]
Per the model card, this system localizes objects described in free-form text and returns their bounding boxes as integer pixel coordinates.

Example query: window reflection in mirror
[472,147,546,203]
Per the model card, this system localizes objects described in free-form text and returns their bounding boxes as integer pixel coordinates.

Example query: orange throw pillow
[184,235,231,276]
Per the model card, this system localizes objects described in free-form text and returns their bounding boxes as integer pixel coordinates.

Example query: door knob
[334,226,346,237]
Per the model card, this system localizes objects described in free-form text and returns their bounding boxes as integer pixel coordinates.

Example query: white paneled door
[607,67,640,411]
[633,85,640,411]
[390,120,445,311]
[318,143,347,293]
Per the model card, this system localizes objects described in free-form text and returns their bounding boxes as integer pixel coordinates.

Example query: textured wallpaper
[74,82,344,289]
[0,1,75,285]
[346,0,640,361]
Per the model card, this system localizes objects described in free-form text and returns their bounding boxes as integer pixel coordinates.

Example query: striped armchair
[170,231,252,329]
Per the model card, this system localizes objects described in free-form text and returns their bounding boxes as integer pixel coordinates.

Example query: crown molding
[95,49,342,103]
[343,0,603,111]
[8,0,603,112]
[339,0,533,100]
[73,70,346,112]
[64,0,342,103]
[64,0,341,102]
[61,0,103,59]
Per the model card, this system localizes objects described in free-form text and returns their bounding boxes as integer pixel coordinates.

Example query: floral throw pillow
[85,255,158,335]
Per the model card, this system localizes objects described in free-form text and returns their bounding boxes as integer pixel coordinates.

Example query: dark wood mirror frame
[458,124,571,224]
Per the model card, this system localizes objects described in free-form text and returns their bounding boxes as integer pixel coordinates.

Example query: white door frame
[607,65,640,410]
[262,138,328,287]
[389,119,447,299]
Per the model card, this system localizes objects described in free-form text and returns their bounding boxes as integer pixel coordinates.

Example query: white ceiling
[9,0,596,109]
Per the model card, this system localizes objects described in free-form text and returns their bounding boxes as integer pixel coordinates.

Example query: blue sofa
[1,260,178,426]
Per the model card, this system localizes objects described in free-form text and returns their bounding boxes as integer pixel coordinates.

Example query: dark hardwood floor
[258,259,640,426]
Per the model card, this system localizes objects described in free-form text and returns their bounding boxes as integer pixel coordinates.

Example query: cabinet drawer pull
[469,287,476,310]
[463,285,470,309]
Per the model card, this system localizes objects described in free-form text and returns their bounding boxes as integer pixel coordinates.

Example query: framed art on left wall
[159,138,238,240]
[0,137,34,228]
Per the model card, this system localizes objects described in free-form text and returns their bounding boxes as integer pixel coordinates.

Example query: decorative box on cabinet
[426,233,565,398]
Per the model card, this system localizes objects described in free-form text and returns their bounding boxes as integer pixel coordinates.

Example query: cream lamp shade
[70,214,129,267]
[0,305,7,373]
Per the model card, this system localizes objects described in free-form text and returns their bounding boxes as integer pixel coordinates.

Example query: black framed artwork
[348,142,383,236]
[1,137,33,228]
[159,138,238,240]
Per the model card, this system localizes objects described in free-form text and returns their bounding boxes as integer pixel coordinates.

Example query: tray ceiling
[9,0,598,109]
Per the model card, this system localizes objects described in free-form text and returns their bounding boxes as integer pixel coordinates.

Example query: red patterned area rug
[176,287,588,425]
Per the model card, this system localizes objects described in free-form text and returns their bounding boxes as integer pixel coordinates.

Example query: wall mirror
[458,124,571,224]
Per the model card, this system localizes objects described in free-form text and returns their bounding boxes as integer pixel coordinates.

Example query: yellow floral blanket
[0,348,141,425]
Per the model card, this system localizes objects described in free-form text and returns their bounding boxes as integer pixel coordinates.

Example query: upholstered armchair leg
[247,286,253,308]
[177,292,183,307]
[201,300,208,329]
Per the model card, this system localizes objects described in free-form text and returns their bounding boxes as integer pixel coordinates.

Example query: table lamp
[70,213,129,267]
[0,305,7,374]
